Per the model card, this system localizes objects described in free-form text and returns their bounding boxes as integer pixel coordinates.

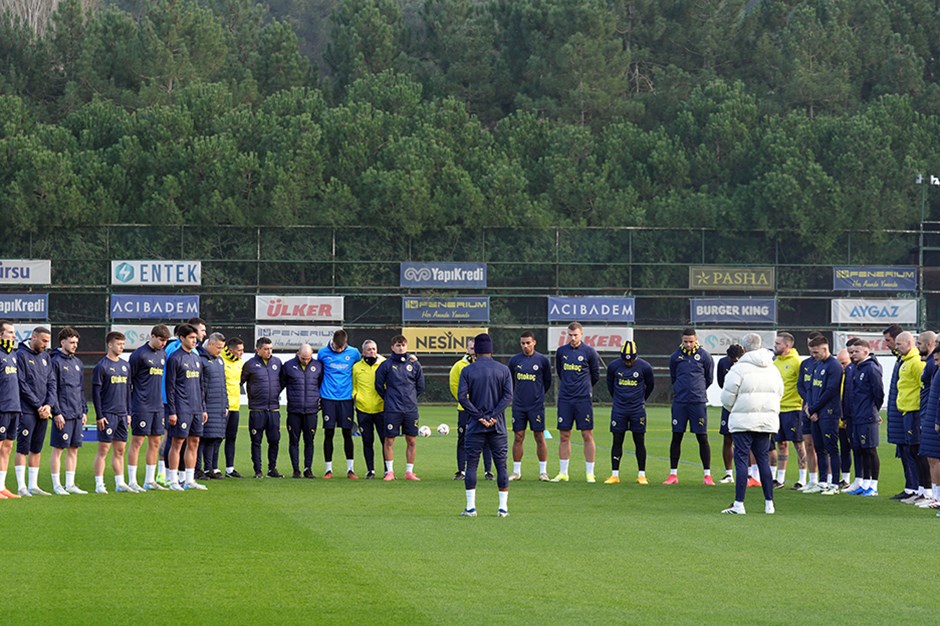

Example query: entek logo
[114,262,134,283]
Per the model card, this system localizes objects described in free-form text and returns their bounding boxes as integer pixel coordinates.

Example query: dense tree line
[1,0,939,261]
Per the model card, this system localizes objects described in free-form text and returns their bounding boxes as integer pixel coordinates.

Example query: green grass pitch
[4,405,934,624]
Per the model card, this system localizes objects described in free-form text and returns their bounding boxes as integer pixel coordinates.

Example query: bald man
[281,344,324,479]
[895,332,927,503]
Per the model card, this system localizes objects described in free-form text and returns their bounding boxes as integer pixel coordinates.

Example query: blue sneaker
[846,486,864,495]
[860,488,878,497]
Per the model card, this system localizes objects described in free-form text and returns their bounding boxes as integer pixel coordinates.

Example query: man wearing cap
[507,331,551,482]
[449,338,493,481]
[604,339,654,485]
[457,333,513,518]
[719,333,784,515]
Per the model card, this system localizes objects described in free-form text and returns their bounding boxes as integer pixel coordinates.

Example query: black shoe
[227,470,243,479]
[890,491,909,500]
[773,481,785,490]
[453,471,465,480]
[303,468,315,479]
[254,471,263,479]
[195,469,207,480]
[366,471,376,479]
[293,469,302,479]
[790,482,804,491]
[209,470,225,480]
[268,469,284,478]
[838,480,851,490]
[484,472,495,481]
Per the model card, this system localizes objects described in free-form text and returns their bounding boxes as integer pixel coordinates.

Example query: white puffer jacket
[720,349,784,433]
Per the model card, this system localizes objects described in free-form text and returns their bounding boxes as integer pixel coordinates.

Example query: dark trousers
[457,411,492,473]
[464,431,508,490]
[224,410,239,468]
[287,412,317,471]
[357,411,385,473]
[200,438,222,472]
[839,427,852,474]
[732,432,774,503]
[811,418,840,482]
[249,410,281,473]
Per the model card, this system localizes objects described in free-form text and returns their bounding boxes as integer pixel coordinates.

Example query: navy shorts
[169,413,204,439]
[610,410,646,434]
[775,410,803,443]
[97,414,129,443]
[512,408,546,432]
[0,412,18,441]
[671,402,707,434]
[357,411,384,435]
[719,408,731,436]
[17,412,48,455]
[853,421,879,449]
[132,411,165,437]
[903,411,921,445]
[321,399,354,430]
[50,419,83,449]
[801,414,813,439]
[557,399,594,431]
[385,411,419,438]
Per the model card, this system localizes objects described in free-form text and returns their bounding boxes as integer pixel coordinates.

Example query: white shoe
[916,498,938,508]
[142,481,167,491]
[497,509,509,518]
[53,485,69,495]
[184,481,207,491]
[721,504,746,514]
[801,483,824,494]
[168,482,185,491]
[820,485,839,496]
[539,473,550,481]
[95,485,109,494]
[765,501,775,514]
[17,488,31,497]
[509,473,522,481]
[719,474,734,484]
[115,484,137,493]
[125,482,144,493]
[28,487,51,496]
[66,485,88,495]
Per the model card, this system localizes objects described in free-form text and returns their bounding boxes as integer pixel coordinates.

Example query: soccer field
[4,405,934,624]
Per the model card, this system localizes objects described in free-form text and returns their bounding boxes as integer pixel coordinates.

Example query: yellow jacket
[352,356,385,414]
[773,349,803,412]
[897,347,925,413]
[222,349,243,412]
[449,354,473,410]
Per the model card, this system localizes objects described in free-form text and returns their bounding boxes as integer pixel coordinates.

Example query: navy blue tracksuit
[241,354,284,473]
[280,356,323,472]
[16,341,52,454]
[458,357,513,490]
[807,355,843,482]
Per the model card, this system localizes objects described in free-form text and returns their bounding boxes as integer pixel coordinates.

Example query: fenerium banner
[402,297,489,322]
[255,296,344,321]
[690,298,776,324]
[831,299,917,325]
[547,297,635,322]
[833,267,917,291]
[400,262,487,288]
[255,325,342,351]
[402,327,487,353]
[110,295,200,319]
[689,266,775,291]
[0,260,51,285]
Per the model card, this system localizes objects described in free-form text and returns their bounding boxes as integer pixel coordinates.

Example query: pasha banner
[689,266,775,291]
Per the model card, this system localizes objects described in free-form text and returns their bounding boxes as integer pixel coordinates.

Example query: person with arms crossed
[665,328,715,485]
[241,337,285,479]
[165,324,208,491]
[451,339,492,481]
[352,340,385,479]
[127,325,170,491]
[14,326,52,497]
[91,332,135,494]
[48,327,88,495]
[551,322,602,483]
[317,330,362,479]
[507,331,551,482]
[281,343,323,479]
[719,333,784,515]
[881,324,911,500]
[197,333,228,480]
[604,340,654,485]
[458,333,513,518]
[0,320,22,499]
[221,336,245,478]
[375,335,425,481]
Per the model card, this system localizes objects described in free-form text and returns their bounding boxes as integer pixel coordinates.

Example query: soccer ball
[437,423,450,436]
[418,425,432,438]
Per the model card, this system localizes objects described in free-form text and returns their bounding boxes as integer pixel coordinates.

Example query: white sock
[185,468,195,483]
[703,469,711,477]
[0,470,6,489]
[145,464,156,484]
[346,459,354,473]
[670,468,678,476]
[841,472,850,482]
[769,465,777,479]
[94,475,105,489]
[226,466,234,473]
[51,472,61,489]
[385,460,393,473]
[871,479,878,491]
[28,467,39,490]
[513,462,522,475]
[934,484,940,500]
[862,479,871,490]
[168,469,178,484]
[827,473,833,485]
[638,470,646,477]
[405,463,414,474]
[809,472,818,485]
[611,469,619,477]
[585,461,595,475]
[115,473,126,489]
[724,468,733,477]
[538,461,547,474]
[749,464,758,479]
[325,461,333,473]
[65,471,75,488]
[776,469,786,483]
[498,490,508,511]
[466,489,476,510]
[128,465,137,485]
[14,465,26,490]
[158,460,165,475]
[733,500,745,511]
[799,469,807,484]
[560,459,570,475]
